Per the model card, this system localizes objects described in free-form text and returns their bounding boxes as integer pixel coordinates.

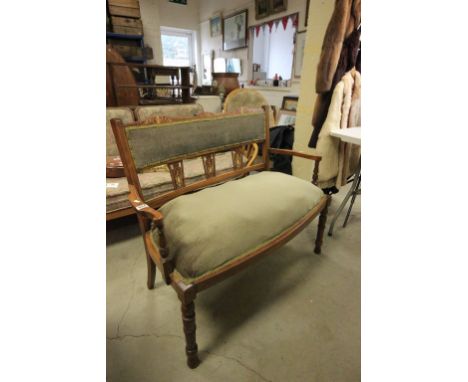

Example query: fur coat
[311,69,360,189]
[315,0,361,93]
[308,0,361,148]
[336,69,361,188]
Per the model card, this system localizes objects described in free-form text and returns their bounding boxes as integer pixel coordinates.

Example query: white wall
[199,0,309,84]
[140,0,163,64]
[293,0,335,180]
[139,0,201,67]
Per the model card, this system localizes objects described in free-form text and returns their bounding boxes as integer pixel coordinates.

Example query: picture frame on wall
[269,0,288,14]
[223,9,248,51]
[293,30,307,78]
[277,109,296,126]
[226,58,242,74]
[281,96,299,111]
[255,0,270,20]
[210,14,222,37]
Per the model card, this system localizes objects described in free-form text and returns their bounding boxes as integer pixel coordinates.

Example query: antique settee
[110,108,330,368]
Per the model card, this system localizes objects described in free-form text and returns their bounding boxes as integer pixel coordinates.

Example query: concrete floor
[107,183,360,382]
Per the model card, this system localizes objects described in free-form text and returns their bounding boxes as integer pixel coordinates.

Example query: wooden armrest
[128,191,163,224]
[269,148,322,162]
[268,148,322,186]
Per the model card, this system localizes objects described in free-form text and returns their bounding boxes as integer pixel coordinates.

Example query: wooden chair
[111,107,331,369]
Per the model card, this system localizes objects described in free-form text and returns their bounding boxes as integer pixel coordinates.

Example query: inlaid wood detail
[168,161,185,189]
[231,147,244,169]
[201,153,216,178]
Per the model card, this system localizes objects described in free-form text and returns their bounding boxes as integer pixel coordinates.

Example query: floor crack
[115,254,140,337]
[107,331,272,381]
[200,350,273,382]
[107,333,183,341]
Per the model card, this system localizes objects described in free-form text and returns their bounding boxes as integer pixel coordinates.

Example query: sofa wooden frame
[111,107,331,369]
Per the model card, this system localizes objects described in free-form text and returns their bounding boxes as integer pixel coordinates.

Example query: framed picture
[281,96,299,111]
[210,14,222,37]
[293,30,306,78]
[223,10,248,51]
[255,0,270,20]
[269,0,288,14]
[277,109,296,126]
[226,58,242,74]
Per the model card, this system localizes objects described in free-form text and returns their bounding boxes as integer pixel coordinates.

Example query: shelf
[123,56,146,63]
[106,32,143,40]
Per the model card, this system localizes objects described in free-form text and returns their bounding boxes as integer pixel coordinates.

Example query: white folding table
[328,127,361,236]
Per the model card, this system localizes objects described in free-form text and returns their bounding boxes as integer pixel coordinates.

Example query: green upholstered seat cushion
[154,171,324,280]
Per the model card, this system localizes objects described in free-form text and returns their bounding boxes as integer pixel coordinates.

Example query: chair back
[223,89,276,127]
[111,109,270,205]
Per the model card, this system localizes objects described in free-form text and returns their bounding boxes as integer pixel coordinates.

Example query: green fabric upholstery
[106,107,135,156]
[125,112,266,170]
[155,171,324,280]
[134,104,203,122]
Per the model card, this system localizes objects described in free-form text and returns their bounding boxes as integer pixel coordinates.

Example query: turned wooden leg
[181,300,200,369]
[146,252,156,290]
[314,197,330,254]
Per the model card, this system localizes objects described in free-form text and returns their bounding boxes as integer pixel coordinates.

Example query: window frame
[160,26,196,67]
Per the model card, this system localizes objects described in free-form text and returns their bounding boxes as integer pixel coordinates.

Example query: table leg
[328,158,361,236]
[342,175,361,228]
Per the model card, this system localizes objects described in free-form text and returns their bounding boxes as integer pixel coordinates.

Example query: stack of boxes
[107,0,153,61]
[108,0,143,35]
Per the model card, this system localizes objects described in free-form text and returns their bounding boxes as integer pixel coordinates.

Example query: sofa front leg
[314,197,331,254]
[181,300,200,369]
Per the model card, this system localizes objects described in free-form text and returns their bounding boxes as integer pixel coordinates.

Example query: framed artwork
[227,58,242,74]
[281,96,299,111]
[255,0,270,20]
[293,30,306,78]
[223,10,248,51]
[210,14,222,37]
[270,0,288,14]
[277,109,296,126]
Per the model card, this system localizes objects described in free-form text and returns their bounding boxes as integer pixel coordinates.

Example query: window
[160,27,195,67]
[252,17,296,81]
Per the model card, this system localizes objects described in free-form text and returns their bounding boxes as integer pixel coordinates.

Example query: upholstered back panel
[223,89,275,127]
[134,103,204,122]
[124,112,266,170]
[106,107,135,156]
